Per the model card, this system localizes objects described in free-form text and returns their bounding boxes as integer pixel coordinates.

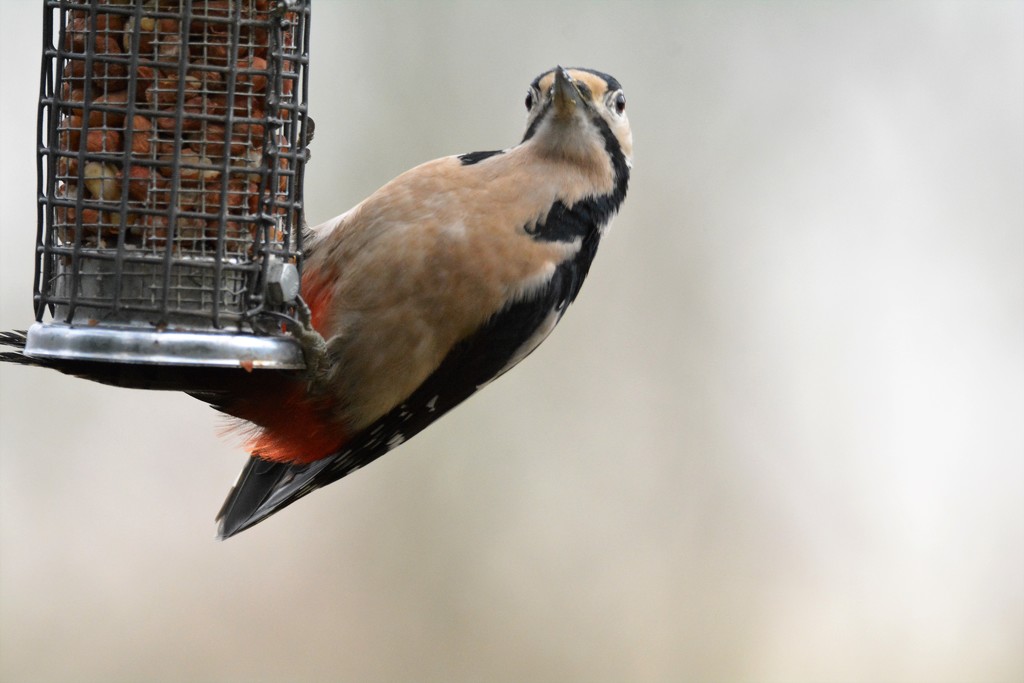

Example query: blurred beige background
[1,2,1022,681]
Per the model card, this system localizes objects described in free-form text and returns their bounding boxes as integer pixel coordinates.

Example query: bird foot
[291,296,331,392]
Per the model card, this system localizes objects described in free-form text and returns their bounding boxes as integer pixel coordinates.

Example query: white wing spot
[426,396,439,412]
[387,434,406,449]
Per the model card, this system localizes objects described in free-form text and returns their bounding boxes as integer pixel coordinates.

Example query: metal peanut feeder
[26,0,312,387]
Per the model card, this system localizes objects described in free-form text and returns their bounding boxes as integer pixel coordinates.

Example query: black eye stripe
[521,99,552,142]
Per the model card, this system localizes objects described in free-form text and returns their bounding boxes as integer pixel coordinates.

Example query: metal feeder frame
[25,0,313,379]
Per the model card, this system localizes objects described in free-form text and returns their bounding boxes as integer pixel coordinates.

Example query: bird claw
[291,296,331,392]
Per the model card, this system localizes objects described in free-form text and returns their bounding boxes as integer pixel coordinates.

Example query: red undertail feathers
[228,381,348,465]
[228,270,345,464]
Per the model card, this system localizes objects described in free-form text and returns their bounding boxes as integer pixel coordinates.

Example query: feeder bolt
[266,261,300,305]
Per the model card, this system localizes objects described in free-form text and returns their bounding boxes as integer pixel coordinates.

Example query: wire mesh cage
[27,0,312,373]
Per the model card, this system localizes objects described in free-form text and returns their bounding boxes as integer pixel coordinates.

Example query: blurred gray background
[1,2,1022,681]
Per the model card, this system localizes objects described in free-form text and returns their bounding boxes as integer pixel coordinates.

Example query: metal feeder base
[25,323,305,369]
[21,323,305,391]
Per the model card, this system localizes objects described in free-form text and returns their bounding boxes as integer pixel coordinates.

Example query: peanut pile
[53,0,300,255]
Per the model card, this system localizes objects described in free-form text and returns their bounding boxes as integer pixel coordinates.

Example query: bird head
[522,66,633,174]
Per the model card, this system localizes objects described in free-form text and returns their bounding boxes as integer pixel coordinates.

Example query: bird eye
[613,92,626,115]
[525,92,534,110]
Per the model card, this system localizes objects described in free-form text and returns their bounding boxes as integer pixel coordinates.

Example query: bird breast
[302,149,592,430]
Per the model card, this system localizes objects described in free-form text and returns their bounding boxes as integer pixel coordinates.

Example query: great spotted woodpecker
[2,67,633,538]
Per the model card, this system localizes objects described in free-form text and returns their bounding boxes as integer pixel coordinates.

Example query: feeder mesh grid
[35,0,311,331]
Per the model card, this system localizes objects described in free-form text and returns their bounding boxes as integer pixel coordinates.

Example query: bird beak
[551,66,580,118]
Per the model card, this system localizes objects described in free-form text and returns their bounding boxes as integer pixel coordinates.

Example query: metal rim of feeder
[27,0,313,370]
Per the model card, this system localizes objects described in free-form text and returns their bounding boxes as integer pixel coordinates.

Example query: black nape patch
[458,149,504,165]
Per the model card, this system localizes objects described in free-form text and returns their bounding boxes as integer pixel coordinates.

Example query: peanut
[123,165,154,201]
[89,91,128,127]
[83,161,121,201]
[128,116,154,155]
[54,0,302,251]
[86,129,122,154]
